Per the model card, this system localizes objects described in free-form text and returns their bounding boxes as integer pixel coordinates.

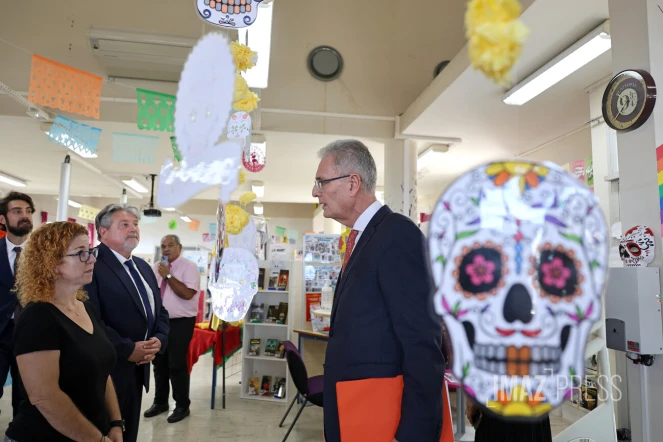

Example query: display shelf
[245,355,287,362]
[246,323,288,328]
[240,259,299,405]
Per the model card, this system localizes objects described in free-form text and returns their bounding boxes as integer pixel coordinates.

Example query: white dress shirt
[349,200,383,256]
[110,248,156,322]
[6,238,25,276]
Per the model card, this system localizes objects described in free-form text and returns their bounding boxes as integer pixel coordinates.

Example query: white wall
[133,213,313,260]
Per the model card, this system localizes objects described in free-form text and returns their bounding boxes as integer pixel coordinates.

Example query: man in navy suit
[0,191,34,417]
[314,140,445,442]
[85,204,170,442]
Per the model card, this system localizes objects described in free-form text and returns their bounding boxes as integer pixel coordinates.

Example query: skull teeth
[473,343,561,376]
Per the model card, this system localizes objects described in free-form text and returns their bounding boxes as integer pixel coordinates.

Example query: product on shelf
[275,341,286,359]
[247,377,260,395]
[249,338,261,356]
[265,338,278,356]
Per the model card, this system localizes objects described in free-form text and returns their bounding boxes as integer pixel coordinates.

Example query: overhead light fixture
[253,203,263,215]
[27,106,53,121]
[41,122,98,159]
[55,198,82,208]
[162,207,177,212]
[242,2,273,88]
[180,215,192,223]
[121,177,149,194]
[252,181,264,198]
[0,171,27,188]
[417,144,449,171]
[504,20,611,106]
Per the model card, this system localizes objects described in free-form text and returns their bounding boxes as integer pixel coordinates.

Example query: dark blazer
[323,205,445,442]
[85,242,169,391]
[0,237,17,335]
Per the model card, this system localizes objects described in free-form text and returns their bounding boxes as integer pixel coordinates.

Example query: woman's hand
[108,427,123,442]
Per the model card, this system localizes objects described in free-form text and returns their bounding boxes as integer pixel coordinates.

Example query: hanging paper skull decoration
[243,140,266,172]
[428,160,608,419]
[619,225,655,267]
[208,247,258,322]
[196,0,264,29]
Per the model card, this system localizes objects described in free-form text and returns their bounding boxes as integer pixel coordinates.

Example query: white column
[384,139,418,224]
[56,155,72,222]
[608,1,663,440]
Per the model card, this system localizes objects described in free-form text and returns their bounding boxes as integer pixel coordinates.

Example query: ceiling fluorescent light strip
[0,171,27,188]
[122,178,149,193]
[504,20,611,106]
[242,2,273,89]
[180,215,192,223]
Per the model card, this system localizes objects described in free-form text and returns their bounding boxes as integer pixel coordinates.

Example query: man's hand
[109,427,123,442]
[143,337,162,353]
[128,341,159,364]
[157,263,170,279]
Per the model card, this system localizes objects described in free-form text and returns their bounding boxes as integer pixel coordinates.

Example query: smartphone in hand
[161,256,169,266]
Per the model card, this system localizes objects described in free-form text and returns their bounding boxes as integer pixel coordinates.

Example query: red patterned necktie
[342,230,359,271]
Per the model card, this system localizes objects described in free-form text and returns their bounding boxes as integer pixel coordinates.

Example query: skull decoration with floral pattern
[428,160,608,419]
[196,0,264,29]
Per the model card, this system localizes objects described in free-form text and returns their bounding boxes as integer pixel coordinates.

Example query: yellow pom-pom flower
[239,191,257,206]
[465,0,530,86]
[233,90,260,113]
[231,41,258,73]
[225,205,250,235]
[234,74,249,103]
[239,169,246,184]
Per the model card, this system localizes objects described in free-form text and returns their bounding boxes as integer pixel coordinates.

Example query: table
[293,329,329,360]
[187,324,242,409]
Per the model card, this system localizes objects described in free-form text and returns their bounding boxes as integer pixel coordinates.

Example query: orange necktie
[342,230,359,271]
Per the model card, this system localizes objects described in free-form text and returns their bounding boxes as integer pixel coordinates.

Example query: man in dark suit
[85,204,170,442]
[0,191,34,417]
[313,140,445,442]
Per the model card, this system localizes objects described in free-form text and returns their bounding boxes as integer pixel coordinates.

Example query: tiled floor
[0,354,573,441]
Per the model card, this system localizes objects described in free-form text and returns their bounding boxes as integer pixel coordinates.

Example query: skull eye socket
[536,249,580,300]
[457,247,503,295]
[627,242,641,256]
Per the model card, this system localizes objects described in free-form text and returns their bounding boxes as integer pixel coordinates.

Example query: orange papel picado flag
[28,54,103,119]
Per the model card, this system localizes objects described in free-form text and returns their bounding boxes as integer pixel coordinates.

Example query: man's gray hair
[318,139,377,193]
[95,204,141,240]
[161,234,181,245]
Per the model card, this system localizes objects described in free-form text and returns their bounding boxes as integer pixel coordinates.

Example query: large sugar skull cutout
[428,161,608,420]
[196,0,264,28]
[619,225,655,267]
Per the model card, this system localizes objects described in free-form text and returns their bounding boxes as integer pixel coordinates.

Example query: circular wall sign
[602,69,656,132]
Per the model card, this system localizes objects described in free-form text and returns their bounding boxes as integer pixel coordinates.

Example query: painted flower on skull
[541,257,571,289]
[485,161,548,193]
[466,255,496,286]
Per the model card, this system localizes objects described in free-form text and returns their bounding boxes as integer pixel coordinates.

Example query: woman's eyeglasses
[65,248,99,263]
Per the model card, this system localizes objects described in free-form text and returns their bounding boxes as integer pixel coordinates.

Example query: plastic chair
[279,341,323,442]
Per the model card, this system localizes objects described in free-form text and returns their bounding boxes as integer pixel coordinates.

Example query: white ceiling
[0,0,617,209]
[404,0,611,200]
[0,0,462,205]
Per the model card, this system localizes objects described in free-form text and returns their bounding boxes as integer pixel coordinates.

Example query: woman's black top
[475,412,553,442]
[5,301,117,442]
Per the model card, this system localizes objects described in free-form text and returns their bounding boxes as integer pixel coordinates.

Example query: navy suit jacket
[85,242,170,392]
[0,238,17,338]
[323,206,445,442]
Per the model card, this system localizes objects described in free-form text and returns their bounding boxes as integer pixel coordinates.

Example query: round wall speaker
[307,46,344,82]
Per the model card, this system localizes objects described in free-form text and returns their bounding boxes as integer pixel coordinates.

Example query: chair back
[284,340,309,396]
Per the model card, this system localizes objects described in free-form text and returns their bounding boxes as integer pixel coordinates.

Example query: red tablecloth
[187,325,242,375]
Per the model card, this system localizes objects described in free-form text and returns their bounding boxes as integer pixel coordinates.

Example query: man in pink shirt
[144,234,200,423]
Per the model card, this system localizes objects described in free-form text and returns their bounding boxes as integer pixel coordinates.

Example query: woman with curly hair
[3,222,122,442]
